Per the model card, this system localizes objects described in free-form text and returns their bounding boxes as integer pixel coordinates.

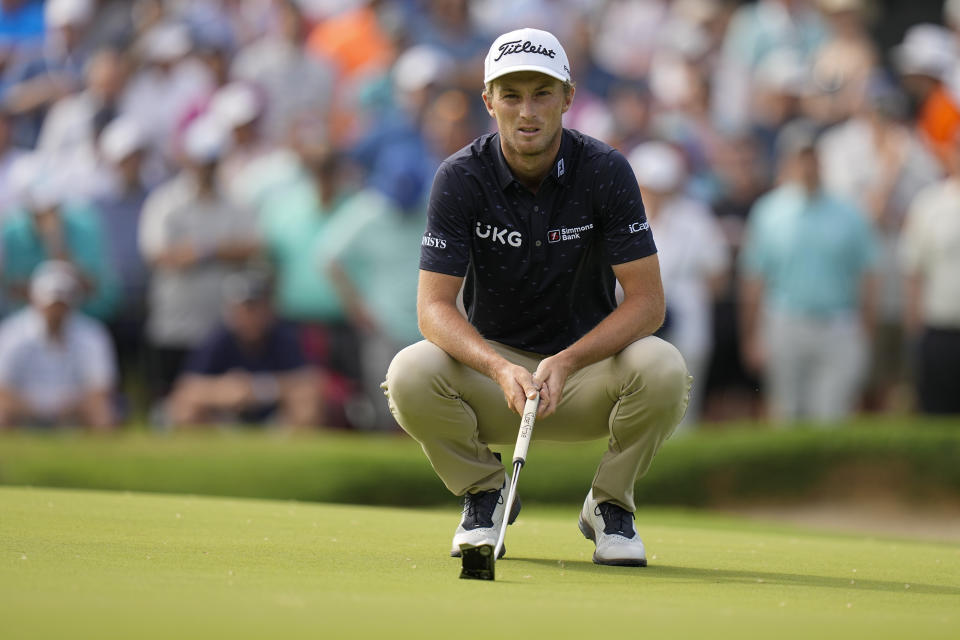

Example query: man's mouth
[518,126,540,135]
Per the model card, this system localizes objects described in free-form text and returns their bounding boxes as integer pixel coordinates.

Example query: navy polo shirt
[420,128,656,355]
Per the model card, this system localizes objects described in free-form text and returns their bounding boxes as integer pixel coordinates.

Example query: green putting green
[1,486,957,640]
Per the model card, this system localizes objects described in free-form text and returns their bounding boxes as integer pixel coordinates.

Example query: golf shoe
[578,490,647,566]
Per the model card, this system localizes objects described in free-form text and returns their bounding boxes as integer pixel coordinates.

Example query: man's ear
[561,85,575,114]
[482,89,496,117]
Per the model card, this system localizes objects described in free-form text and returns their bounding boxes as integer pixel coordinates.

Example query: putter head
[458,543,495,580]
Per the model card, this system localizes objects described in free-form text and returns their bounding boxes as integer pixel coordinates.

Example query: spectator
[94,116,153,399]
[739,120,879,424]
[899,132,960,414]
[139,115,260,401]
[628,141,729,428]
[1,0,97,147]
[306,0,396,81]
[0,260,116,430]
[36,46,131,201]
[124,21,214,162]
[892,24,960,170]
[1,153,118,320]
[168,270,321,428]
[231,0,337,142]
[818,77,941,410]
[712,0,827,133]
[207,81,273,206]
[807,0,878,126]
[36,47,128,158]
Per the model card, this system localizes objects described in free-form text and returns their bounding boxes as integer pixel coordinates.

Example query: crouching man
[0,261,117,430]
[169,271,322,429]
[383,28,690,566]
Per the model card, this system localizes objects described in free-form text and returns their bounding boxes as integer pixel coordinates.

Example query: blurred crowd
[0,0,958,431]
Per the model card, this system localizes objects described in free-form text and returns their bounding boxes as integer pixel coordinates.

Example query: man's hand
[215,372,255,411]
[493,361,540,415]
[533,353,572,418]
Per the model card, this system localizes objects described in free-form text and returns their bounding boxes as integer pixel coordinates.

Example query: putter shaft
[493,394,539,559]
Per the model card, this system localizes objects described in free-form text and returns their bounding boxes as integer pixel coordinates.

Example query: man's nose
[518,95,536,119]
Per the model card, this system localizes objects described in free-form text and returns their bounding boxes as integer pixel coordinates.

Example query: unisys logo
[494,40,556,62]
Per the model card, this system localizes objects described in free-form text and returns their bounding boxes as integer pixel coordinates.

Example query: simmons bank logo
[548,223,594,243]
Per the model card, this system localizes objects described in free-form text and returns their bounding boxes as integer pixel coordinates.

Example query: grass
[2,422,960,507]
[2,486,958,640]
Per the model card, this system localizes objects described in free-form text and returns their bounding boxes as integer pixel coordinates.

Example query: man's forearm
[555,294,663,374]
[419,301,511,381]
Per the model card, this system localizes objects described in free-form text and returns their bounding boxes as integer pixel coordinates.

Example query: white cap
[209,83,262,128]
[893,24,957,78]
[143,23,193,63]
[30,261,79,306]
[628,142,686,193]
[393,45,452,94]
[484,28,571,85]
[100,117,146,164]
[183,116,229,163]
[45,0,94,28]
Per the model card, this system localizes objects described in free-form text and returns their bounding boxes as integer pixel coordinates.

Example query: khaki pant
[382,337,691,511]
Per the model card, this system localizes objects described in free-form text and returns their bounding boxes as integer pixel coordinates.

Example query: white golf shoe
[578,490,647,566]
[450,476,521,559]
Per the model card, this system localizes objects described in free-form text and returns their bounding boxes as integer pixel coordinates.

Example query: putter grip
[512,394,539,466]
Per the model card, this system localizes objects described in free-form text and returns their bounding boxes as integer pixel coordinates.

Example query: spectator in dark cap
[0,260,116,430]
[168,270,322,429]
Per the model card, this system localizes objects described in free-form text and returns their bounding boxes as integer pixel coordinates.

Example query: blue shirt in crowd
[740,183,879,316]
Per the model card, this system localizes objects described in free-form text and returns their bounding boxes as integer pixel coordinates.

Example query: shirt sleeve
[598,149,657,265]
[418,162,473,277]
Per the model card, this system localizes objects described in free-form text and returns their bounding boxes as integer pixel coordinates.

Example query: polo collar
[492,129,574,192]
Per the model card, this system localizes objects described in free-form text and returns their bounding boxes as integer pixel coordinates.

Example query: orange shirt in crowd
[307,6,395,78]
[918,84,960,169]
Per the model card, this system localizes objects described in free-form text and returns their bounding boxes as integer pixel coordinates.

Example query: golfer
[383,28,690,566]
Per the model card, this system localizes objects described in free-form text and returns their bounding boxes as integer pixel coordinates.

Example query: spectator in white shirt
[0,260,116,429]
[138,114,260,401]
[628,141,730,428]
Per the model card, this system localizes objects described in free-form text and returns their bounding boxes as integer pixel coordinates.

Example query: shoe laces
[595,501,635,537]
[462,489,503,529]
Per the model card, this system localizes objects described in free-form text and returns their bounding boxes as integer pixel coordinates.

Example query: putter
[459,392,540,581]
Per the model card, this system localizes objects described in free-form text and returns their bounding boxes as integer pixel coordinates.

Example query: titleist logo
[494,40,556,62]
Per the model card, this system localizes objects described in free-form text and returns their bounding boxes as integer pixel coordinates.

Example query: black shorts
[916,327,960,414]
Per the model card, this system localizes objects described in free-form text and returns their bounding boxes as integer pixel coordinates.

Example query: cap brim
[485,65,569,85]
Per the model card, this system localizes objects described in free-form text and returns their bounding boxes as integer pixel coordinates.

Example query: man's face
[39,300,70,329]
[228,299,272,344]
[483,71,573,161]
